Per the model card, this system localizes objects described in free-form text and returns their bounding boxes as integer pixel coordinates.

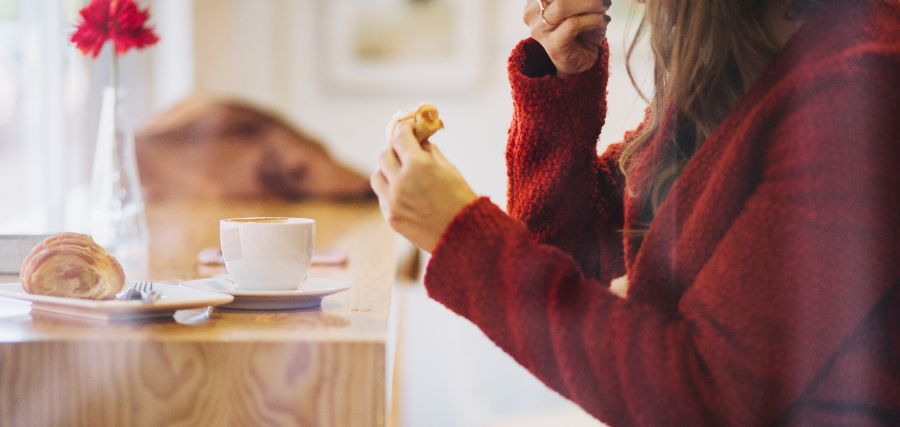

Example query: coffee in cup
[219,217,315,291]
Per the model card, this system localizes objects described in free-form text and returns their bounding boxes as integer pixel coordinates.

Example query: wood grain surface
[0,200,397,427]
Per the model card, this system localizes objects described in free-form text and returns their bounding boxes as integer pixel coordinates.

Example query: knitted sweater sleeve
[506,38,627,284]
[424,49,900,425]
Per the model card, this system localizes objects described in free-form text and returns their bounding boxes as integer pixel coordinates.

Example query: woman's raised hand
[524,0,611,78]
[371,122,478,253]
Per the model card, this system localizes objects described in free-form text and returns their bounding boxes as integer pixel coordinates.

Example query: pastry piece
[19,233,126,300]
[392,103,444,143]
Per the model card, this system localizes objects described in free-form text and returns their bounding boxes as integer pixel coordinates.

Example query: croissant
[19,233,126,300]
[392,103,444,143]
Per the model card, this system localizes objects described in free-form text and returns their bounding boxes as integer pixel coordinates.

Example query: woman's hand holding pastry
[371,121,478,253]
[525,0,611,78]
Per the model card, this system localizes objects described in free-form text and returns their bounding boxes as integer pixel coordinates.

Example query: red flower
[70,0,159,58]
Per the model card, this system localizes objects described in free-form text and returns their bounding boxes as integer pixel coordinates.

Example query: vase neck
[100,86,130,138]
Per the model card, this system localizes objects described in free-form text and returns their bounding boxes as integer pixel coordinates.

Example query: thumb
[580,26,606,48]
[554,13,606,44]
[390,120,425,163]
[430,143,451,165]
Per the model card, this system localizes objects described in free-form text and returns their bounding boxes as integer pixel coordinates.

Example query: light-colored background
[0,1,652,425]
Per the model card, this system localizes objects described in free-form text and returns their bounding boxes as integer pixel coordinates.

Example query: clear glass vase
[90,86,149,277]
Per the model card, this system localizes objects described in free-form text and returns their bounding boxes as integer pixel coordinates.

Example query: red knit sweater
[423,1,900,425]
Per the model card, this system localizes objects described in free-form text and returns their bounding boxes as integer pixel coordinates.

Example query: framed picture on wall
[317,0,487,95]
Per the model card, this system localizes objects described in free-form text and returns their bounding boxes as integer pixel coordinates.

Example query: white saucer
[0,282,233,322]
[180,276,350,310]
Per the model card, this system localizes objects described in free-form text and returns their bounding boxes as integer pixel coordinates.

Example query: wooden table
[0,200,398,427]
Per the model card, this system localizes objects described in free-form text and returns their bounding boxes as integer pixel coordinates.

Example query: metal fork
[135,281,161,304]
[116,284,140,301]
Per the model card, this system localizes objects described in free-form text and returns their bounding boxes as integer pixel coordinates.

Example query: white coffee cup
[219,217,315,291]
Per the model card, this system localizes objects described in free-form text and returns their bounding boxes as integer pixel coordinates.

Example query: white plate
[180,276,350,310]
[0,282,234,322]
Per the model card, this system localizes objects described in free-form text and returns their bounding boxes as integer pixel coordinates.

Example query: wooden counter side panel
[0,341,385,427]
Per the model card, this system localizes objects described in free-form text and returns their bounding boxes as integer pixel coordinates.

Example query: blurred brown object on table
[136,96,374,201]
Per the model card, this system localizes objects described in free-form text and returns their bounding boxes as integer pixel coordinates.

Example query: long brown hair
[619,0,827,225]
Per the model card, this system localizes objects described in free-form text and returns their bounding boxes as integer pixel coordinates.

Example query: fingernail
[604,14,611,23]
[604,0,611,7]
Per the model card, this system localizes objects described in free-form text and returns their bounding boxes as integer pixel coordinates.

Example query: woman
[371,0,899,425]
